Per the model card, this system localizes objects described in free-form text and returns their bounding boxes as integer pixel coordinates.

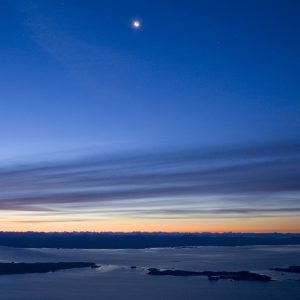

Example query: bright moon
[133,20,141,28]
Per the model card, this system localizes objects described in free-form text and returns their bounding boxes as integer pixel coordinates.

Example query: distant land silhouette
[0,232,299,249]
[0,262,98,275]
[147,268,272,281]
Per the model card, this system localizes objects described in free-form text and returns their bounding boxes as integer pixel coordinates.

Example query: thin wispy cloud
[0,141,299,220]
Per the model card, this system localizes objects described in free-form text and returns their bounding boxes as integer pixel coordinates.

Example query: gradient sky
[0,0,299,232]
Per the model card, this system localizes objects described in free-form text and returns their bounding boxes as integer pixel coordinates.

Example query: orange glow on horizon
[1,216,299,233]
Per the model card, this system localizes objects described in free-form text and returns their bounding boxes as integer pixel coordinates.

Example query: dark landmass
[0,232,299,249]
[147,268,272,282]
[271,266,300,273]
[0,262,98,275]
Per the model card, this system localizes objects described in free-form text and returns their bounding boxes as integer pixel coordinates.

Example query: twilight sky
[0,0,299,232]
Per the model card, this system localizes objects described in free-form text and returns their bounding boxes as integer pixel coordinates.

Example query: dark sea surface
[0,245,299,299]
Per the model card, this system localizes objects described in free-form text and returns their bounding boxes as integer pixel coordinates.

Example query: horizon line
[1,230,299,235]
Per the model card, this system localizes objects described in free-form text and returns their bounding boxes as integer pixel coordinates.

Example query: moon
[132,20,141,29]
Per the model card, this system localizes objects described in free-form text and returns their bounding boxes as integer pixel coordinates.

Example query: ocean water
[0,245,299,299]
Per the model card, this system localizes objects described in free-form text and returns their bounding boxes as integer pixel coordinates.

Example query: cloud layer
[0,140,300,220]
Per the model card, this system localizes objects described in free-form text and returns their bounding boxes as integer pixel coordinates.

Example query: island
[0,262,98,275]
[147,268,272,281]
[271,266,300,273]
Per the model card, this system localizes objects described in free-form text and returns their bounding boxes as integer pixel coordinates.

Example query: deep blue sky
[1,0,299,159]
[0,1,299,232]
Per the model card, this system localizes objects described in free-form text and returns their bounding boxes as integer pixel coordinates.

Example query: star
[132,20,141,29]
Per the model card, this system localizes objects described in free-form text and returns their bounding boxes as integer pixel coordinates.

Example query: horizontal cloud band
[0,141,299,214]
